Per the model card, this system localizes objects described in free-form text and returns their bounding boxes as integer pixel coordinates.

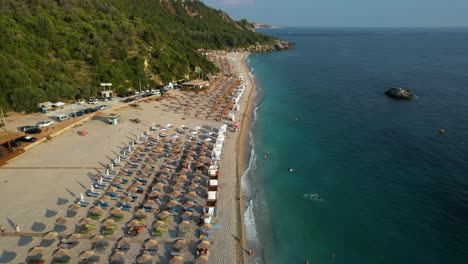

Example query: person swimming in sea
[288,168,294,172]
[264,151,270,158]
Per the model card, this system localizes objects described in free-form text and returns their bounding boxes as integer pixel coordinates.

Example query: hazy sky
[202,0,468,27]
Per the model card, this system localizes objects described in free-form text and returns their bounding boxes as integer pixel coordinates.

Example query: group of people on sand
[0,224,20,235]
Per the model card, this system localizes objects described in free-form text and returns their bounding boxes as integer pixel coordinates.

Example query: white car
[37,120,54,128]
[98,105,111,110]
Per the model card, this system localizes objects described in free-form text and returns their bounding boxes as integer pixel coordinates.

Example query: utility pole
[1,108,8,132]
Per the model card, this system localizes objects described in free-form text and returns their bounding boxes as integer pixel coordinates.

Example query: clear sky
[202,0,468,27]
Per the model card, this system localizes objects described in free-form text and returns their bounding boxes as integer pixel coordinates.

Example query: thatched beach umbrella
[143,200,156,207]
[80,250,95,259]
[173,239,187,250]
[43,231,58,240]
[179,168,189,174]
[107,186,117,192]
[158,210,170,219]
[153,221,165,228]
[133,181,143,187]
[90,235,104,243]
[183,201,195,209]
[198,240,211,249]
[200,223,213,230]
[128,187,138,193]
[169,255,183,264]
[100,195,111,202]
[89,206,103,214]
[56,217,70,225]
[54,248,69,257]
[137,253,152,263]
[179,221,191,228]
[186,191,197,198]
[67,233,81,242]
[111,207,122,214]
[148,190,161,197]
[118,237,130,245]
[166,200,179,207]
[28,246,44,256]
[128,220,140,227]
[146,238,158,248]
[113,178,122,184]
[193,176,201,182]
[135,209,146,215]
[169,190,182,198]
[173,182,185,190]
[188,183,199,190]
[161,167,171,173]
[153,182,165,190]
[196,162,205,168]
[175,175,187,182]
[182,211,192,219]
[111,251,125,260]
[103,219,116,226]
[122,196,133,203]
[197,255,209,264]
[80,217,94,224]
[68,204,81,211]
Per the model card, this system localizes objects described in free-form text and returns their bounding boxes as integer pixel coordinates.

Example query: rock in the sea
[385,87,414,100]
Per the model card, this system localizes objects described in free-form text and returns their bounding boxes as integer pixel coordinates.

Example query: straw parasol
[197,255,209,264]
[181,211,193,218]
[169,255,183,264]
[137,253,152,263]
[89,206,103,214]
[169,190,182,198]
[148,190,161,197]
[43,231,58,240]
[122,196,133,203]
[68,204,81,211]
[80,217,94,224]
[118,237,130,245]
[153,183,164,190]
[200,223,213,230]
[143,200,156,207]
[67,233,81,241]
[179,221,191,228]
[193,176,201,182]
[113,178,122,184]
[56,217,70,225]
[111,251,125,260]
[198,240,211,249]
[54,248,69,257]
[175,175,187,182]
[28,246,44,256]
[196,162,205,167]
[145,239,158,248]
[174,182,185,189]
[173,239,187,250]
[152,221,165,228]
[128,187,138,193]
[135,209,146,215]
[111,207,122,214]
[161,167,171,173]
[80,250,95,259]
[133,181,143,187]
[100,195,111,202]
[90,235,104,243]
[179,168,189,174]
[188,183,199,190]
[103,219,116,226]
[183,201,195,208]
[166,200,179,207]
[107,186,117,192]
[128,220,140,227]
[158,210,170,219]
[186,191,197,198]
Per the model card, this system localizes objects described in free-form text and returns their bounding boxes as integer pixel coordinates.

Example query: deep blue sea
[242,28,468,264]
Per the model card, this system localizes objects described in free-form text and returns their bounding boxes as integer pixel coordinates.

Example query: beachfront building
[99,90,114,99]
[181,80,210,90]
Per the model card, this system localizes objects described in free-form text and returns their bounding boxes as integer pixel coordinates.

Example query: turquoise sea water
[242,28,468,264]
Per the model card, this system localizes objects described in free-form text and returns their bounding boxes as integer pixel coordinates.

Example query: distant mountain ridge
[0,0,287,112]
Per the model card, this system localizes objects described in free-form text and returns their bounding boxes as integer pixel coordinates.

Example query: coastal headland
[0,52,257,264]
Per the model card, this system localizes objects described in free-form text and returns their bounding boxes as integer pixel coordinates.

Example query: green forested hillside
[0,0,276,112]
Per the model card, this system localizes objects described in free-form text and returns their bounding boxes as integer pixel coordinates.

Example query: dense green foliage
[0,0,275,112]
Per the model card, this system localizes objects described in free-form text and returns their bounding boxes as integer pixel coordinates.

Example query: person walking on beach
[15,224,20,235]
[0,225,5,235]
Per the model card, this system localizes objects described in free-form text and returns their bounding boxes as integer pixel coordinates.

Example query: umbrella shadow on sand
[31,222,46,232]
[53,224,67,233]
[39,239,56,247]
[45,209,58,218]
[18,236,33,247]
[56,198,69,206]
[0,250,17,263]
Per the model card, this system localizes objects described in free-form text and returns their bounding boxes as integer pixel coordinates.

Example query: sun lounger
[94,240,109,247]
[105,225,118,230]
[156,227,168,232]
[87,255,100,263]
[78,201,90,207]
[59,243,76,249]
[53,257,69,264]
[90,215,101,220]
[151,231,164,236]
[87,192,100,197]
[120,206,131,211]
[102,176,113,182]
[179,227,191,233]
[80,229,93,234]
[113,213,124,218]
[135,214,147,220]
[185,207,195,212]
[171,252,183,256]
[143,250,158,255]
[94,184,107,189]
[177,232,187,238]
[101,229,115,235]
[85,224,97,229]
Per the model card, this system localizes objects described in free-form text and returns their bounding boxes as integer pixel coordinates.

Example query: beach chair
[151,231,164,237]
[109,192,121,199]
[135,214,147,220]
[87,255,100,263]
[87,191,100,197]
[101,229,115,235]
[177,232,187,238]
[84,224,97,229]
[105,225,118,230]
[185,207,195,212]
[102,176,113,182]
[80,229,93,234]
[93,241,109,247]
[94,184,107,189]
[90,214,101,221]
[156,227,168,232]
[53,257,69,264]
[78,200,90,207]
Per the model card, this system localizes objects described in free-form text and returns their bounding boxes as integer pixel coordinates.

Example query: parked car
[84,108,98,114]
[19,125,37,132]
[75,99,85,105]
[124,97,135,103]
[17,136,37,143]
[3,140,21,148]
[24,127,42,134]
[69,110,84,117]
[37,120,54,128]
[88,98,99,104]
[57,114,70,122]
[97,105,111,110]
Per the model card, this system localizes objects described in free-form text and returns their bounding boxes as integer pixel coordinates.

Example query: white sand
[0,52,254,264]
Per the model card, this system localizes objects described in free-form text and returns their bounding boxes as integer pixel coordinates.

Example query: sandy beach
[0,52,255,264]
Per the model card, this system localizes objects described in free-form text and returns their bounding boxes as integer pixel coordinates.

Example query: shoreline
[236,52,257,264]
